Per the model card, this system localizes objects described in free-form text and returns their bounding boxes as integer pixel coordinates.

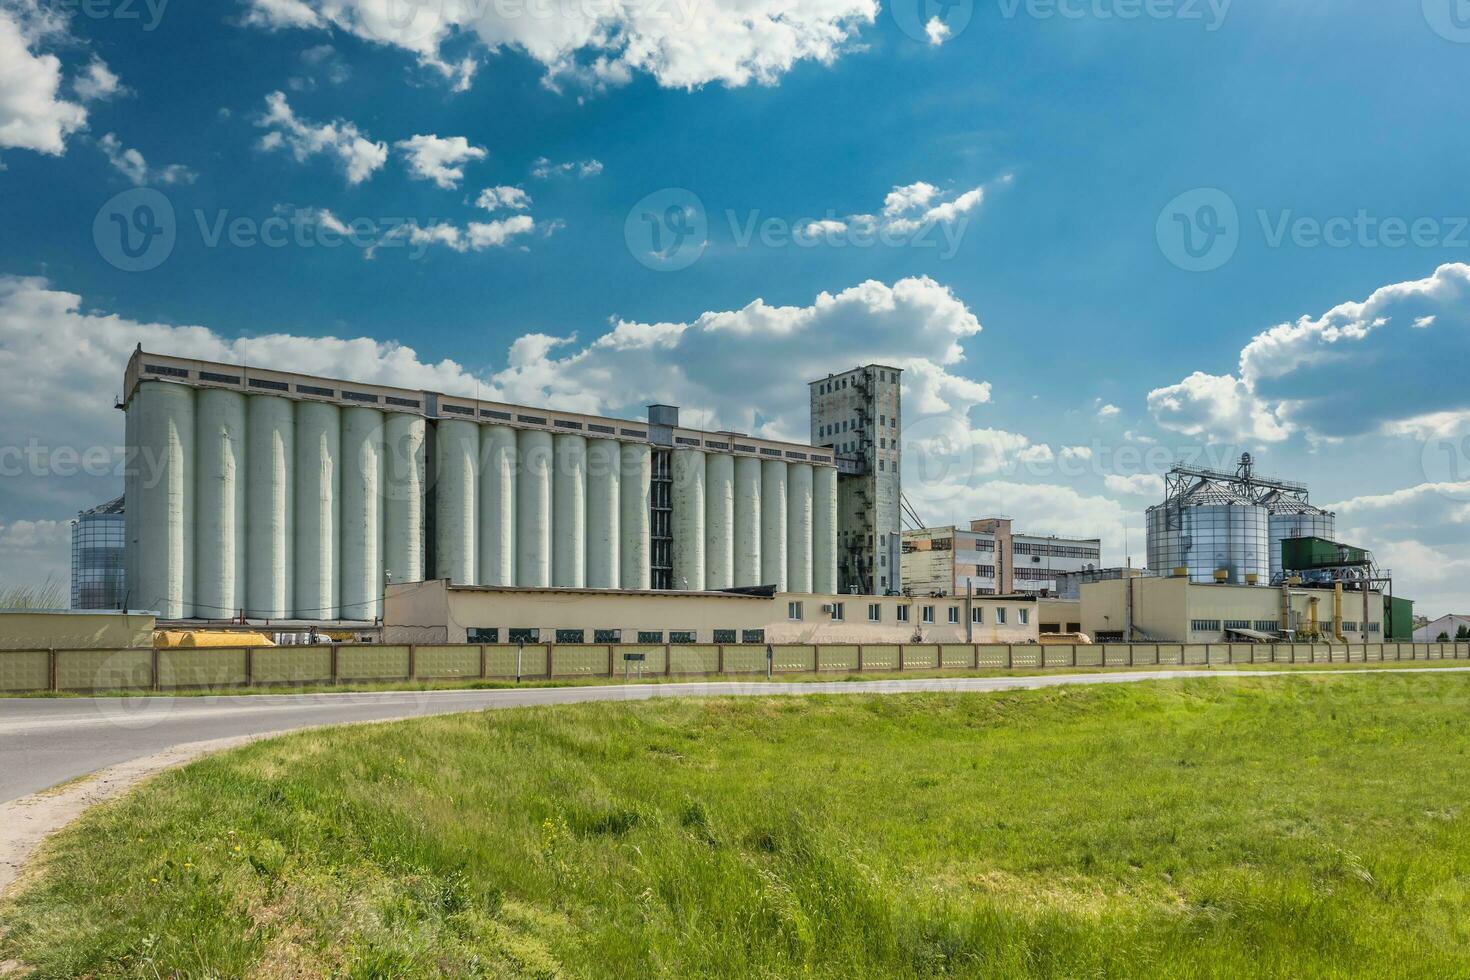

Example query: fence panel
[1041,645,1073,668]
[336,645,409,682]
[862,644,901,670]
[1010,645,1042,668]
[902,645,940,670]
[720,645,767,674]
[414,645,482,680]
[773,645,815,673]
[56,649,152,691]
[669,645,720,675]
[976,644,1009,668]
[822,645,860,671]
[940,645,974,669]
[552,645,611,678]
[158,648,249,688]
[0,650,50,692]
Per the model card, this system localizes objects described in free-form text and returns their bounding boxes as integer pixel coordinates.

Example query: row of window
[1192,619,1285,634]
[1013,543,1102,560]
[788,601,1029,626]
[467,628,769,645]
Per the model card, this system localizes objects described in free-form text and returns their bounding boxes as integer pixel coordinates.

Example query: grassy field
[4,674,1470,976]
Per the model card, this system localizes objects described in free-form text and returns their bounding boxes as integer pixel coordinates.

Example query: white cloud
[883,181,939,217]
[531,156,602,179]
[97,133,196,186]
[477,185,531,211]
[924,16,951,45]
[1095,402,1120,421]
[73,59,124,101]
[1149,263,1470,443]
[0,2,88,155]
[398,215,538,253]
[396,133,486,189]
[1103,473,1164,496]
[239,0,878,92]
[0,518,70,594]
[288,42,351,91]
[256,90,387,185]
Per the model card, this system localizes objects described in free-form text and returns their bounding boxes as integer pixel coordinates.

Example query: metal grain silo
[1264,493,1336,581]
[479,425,517,586]
[194,388,245,619]
[552,434,587,588]
[672,448,706,590]
[516,430,553,587]
[1146,480,1268,585]
[812,465,837,595]
[704,453,734,590]
[128,381,195,619]
[383,413,425,590]
[619,442,652,590]
[733,456,762,588]
[246,394,294,619]
[786,462,814,593]
[585,438,621,589]
[340,406,384,621]
[435,418,479,585]
[294,400,340,620]
[761,459,788,592]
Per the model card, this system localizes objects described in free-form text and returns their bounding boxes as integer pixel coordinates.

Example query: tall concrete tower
[808,365,902,595]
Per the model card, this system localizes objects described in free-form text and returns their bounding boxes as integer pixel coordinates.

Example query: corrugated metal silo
[733,456,762,587]
[246,395,294,619]
[585,438,621,588]
[478,425,517,585]
[435,418,479,585]
[619,443,652,589]
[294,401,340,620]
[1264,493,1336,580]
[194,388,246,619]
[704,453,734,590]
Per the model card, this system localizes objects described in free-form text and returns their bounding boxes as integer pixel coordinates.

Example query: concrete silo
[761,459,788,592]
[435,418,479,585]
[733,456,762,588]
[672,448,706,590]
[382,413,425,590]
[552,434,587,588]
[479,425,517,586]
[620,443,652,590]
[704,453,735,590]
[813,465,838,594]
[194,388,246,619]
[294,400,340,620]
[246,394,294,619]
[516,430,553,587]
[340,406,384,621]
[586,438,621,589]
[128,381,195,619]
[786,462,814,593]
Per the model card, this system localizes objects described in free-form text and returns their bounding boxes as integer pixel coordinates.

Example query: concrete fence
[1,641,1466,693]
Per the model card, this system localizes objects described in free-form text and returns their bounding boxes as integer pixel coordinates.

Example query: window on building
[1018,608,1030,625]
[896,605,910,623]
[1224,619,1251,631]
[468,627,499,642]
[555,629,585,643]
[1067,622,1082,633]
[669,631,696,644]
[947,606,959,624]
[879,459,885,471]
[742,629,765,644]
[713,629,737,644]
[1254,620,1279,633]
[1190,619,1222,633]
[788,601,804,621]
[508,628,540,643]
[971,607,983,624]
[594,629,622,644]
[922,605,935,624]
[868,603,882,622]
[637,630,664,643]
[831,602,845,621]
[1342,621,1359,633]
[996,608,1006,625]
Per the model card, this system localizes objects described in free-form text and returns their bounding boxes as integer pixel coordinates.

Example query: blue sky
[3,0,1470,614]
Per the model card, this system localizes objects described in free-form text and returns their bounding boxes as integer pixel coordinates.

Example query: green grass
[8,656,1467,698]
[5,674,1470,977]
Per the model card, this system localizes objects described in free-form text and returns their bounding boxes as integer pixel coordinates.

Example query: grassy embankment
[4,673,1470,976]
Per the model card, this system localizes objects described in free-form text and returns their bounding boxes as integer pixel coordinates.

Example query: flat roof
[436,583,773,600]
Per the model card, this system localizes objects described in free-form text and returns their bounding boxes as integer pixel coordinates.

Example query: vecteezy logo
[891,0,974,44]
[1424,0,1470,42]
[365,0,445,47]
[1156,187,1239,272]
[624,188,707,271]
[93,187,176,272]
[1419,433,1470,502]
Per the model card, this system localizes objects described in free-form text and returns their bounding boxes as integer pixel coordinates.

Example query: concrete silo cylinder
[516,430,553,587]
[340,407,384,621]
[294,401,341,620]
[246,394,294,619]
[585,438,621,589]
[704,453,735,590]
[478,425,517,586]
[619,443,652,590]
[194,388,246,619]
[672,449,706,590]
[435,418,479,585]
[733,456,762,588]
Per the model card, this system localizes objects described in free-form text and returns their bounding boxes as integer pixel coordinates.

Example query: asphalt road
[4,667,1467,803]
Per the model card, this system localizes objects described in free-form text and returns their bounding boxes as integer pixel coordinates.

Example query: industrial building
[901,518,1101,597]
[383,580,1041,646]
[70,496,126,610]
[121,348,839,621]
[810,365,903,595]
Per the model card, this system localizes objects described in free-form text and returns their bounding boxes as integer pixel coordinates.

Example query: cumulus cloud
[0,1,88,155]
[477,185,531,211]
[1325,480,1470,617]
[396,133,486,189]
[97,133,196,186]
[239,0,878,92]
[73,59,124,101]
[256,90,387,185]
[288,42,351,90]
[397,215,538,253]
[1103,473,1165,496]
[1095,402,1120,422]
[1149,263,1470,443]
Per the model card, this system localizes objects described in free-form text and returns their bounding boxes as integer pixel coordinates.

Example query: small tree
[1438,631,1451,642]
[1458,625,1470,641]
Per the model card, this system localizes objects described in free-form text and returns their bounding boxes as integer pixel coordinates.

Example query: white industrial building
[902,518,1102,597]
[122,349,838,621]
